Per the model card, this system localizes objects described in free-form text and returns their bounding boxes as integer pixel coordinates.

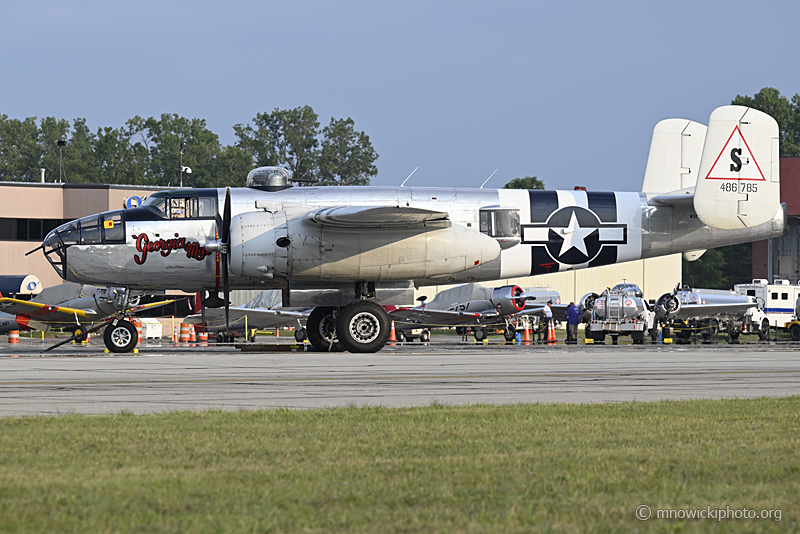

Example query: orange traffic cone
[523,323,531,344]
[546,320,557,345]
[389,321,397,344]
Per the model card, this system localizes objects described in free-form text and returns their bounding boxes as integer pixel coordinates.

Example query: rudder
[693,105,780,229]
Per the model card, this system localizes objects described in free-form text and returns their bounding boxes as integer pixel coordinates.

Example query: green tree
[39,117,71,183]
[682,243,753,289]
[63,118,98,183]
[503,176,545,189]
[317,118,378,186]
[732,87,800,156]
[236,106,321,183]
[0,115,41,181]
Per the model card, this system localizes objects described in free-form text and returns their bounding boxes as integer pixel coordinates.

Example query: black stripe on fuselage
[528,190,559,223]
[587,192,616,222]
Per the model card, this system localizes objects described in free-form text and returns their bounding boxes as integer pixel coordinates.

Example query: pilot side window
[479,209,520,238]
[102,213,124,243]
[80,216,102,245]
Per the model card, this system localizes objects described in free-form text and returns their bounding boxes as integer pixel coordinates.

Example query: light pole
[57,140,66,183]
[179,142,186,187]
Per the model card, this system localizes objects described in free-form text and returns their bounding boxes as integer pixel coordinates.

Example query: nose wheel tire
[103,319,138,353]
[336,301,390,353]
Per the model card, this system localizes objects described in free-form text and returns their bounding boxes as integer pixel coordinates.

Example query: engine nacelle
[229,211,502,281]
[491,285,526,315]
[655,293,681,318]
[580,292,599,312]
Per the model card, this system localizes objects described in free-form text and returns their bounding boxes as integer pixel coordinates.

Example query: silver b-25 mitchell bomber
[36,105,786,353]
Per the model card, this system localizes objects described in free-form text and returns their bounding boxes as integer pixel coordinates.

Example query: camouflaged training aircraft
[0,282,173,350]
[35,105,786,353]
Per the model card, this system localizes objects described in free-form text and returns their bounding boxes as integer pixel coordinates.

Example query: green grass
[1,399,798,533]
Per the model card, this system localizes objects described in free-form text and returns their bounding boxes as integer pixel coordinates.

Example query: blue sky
[2,0,798,191]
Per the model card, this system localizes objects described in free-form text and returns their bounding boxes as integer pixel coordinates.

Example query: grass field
[0,398,798,533]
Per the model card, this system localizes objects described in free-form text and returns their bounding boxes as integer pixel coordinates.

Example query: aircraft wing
[387,307,500,327]
[183,307,308,331]
[669,303,757,320]
[307,206,450,229]
[127,299,178,314]
[0,297,95,326]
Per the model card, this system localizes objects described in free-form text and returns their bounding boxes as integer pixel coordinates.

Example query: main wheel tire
[103,319,137,353]
[294,328,307,342]
[420,330,430,342]
[73,327,88,343]
[758,319,770,341]
[790,324,800,342]
[336,301,390,353]
[397,331,406,342]
[503,327,516,341]
[474,326,487,342]
[307,307,344,352]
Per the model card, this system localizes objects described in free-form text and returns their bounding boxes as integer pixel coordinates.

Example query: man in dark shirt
[565,302,581,344]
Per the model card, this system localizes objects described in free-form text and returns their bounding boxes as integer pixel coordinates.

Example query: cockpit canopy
[247,167,293,192]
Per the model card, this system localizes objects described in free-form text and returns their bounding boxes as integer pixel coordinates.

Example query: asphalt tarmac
[1,337,799,416]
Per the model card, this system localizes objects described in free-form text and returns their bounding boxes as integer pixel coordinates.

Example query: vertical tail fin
[642,119,707,193]
[693,105,780,229]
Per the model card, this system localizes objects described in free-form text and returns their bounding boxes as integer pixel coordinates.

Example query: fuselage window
[479,209,520,238]
[169,196,197,219]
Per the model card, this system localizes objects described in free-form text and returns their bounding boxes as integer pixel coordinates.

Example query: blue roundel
[27,281,38,291]
[126,196,143,209]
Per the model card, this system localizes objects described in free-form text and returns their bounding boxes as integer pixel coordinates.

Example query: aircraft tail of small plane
[641,118,707,194]
[693,105,780,229]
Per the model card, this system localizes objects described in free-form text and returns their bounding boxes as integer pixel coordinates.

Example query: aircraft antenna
[479,169,498,189]
[400,167,418,187]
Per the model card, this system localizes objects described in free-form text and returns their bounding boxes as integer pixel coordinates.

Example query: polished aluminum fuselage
[56,185,785,291]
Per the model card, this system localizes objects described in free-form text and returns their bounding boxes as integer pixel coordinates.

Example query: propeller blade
[222,187,231,247]
[222,187,232,338]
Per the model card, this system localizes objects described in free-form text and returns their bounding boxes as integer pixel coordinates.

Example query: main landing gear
[306,301,391,353]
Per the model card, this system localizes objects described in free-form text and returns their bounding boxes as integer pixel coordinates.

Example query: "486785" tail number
[720,182,758,193]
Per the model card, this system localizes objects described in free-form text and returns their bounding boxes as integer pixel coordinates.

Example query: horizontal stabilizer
[647,187,695,207]
[694,106,780,229]
[307,206,451,229]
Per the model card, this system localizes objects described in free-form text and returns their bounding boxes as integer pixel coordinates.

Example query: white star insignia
[558,211,595,258]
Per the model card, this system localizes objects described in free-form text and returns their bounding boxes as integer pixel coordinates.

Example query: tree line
[0,105,378,188]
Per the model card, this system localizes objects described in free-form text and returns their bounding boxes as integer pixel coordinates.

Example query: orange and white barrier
[546,320,557,345]
[8,330,19,344]
[197,330,208,347]
[179,323,191,344]
[133,319,143,345]
[389,321,397,344]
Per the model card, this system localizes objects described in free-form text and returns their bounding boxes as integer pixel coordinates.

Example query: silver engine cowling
[655,293,681,318]
[491,285,526,316]
[579,292,599,312]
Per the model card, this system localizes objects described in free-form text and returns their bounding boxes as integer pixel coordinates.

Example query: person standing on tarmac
[540,300,554,344]
[565,301,580,344]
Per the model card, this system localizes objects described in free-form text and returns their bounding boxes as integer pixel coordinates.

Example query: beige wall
[2,184,65,219]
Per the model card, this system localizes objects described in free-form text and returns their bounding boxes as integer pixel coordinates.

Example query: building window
[0,218,72,242]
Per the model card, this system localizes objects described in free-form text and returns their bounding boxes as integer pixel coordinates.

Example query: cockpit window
[80,216,102,245]
[140,191,216,220]
[141,192,168,217]
[59,220,80,245]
